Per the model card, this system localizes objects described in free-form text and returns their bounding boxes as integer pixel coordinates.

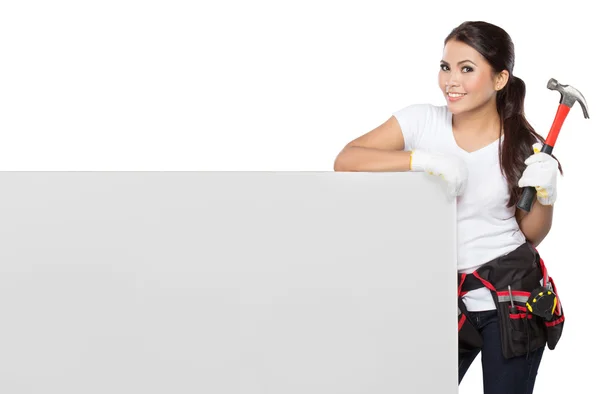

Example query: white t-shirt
[393,103,527,311]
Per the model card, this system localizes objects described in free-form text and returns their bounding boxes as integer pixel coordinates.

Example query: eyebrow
[440,59,477,66]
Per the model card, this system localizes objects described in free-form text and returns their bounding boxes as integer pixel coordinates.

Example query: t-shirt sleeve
[392,103,432,151]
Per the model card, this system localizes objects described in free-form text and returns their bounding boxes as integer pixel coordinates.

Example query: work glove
[409,150,468,197]
[518,143,559,205]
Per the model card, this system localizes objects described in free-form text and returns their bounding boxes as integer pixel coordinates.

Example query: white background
[1,1,598,393]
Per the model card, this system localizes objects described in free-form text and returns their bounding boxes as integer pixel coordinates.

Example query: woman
[334,21,564,394]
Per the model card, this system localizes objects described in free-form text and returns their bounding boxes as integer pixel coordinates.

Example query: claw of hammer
[542,78,590,150]
[547,78,590,119]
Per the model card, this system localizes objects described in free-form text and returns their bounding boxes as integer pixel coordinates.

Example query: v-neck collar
[445,108,503,156]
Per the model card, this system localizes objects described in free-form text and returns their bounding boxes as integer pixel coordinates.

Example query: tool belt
[457,242,565,359]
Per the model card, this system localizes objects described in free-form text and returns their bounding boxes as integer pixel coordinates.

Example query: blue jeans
[459,310,544,394]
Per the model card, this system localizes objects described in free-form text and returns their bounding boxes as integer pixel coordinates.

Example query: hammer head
[547,78,590,118]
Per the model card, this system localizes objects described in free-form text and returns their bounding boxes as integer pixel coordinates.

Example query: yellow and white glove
[518,143,559,205]
[410,150,469,197]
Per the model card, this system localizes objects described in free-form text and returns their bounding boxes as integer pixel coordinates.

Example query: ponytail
[497,76,562,207]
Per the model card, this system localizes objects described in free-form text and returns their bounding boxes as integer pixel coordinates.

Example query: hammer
[517,78,590,212]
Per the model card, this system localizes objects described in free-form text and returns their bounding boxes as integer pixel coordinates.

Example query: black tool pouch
[460,242,565,359]
[540,272,565,350]
[494,289,547,359]
[457,297,483,353]
[457,273,483,353]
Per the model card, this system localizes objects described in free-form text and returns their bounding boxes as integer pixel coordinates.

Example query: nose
[446,72,461,89]
[445,80,458,93]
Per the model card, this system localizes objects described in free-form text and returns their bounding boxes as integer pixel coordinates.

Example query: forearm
[333,146,412,172]
[517,200,554,247]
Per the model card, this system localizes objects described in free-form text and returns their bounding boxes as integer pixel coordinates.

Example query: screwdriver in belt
[508,285,518,314]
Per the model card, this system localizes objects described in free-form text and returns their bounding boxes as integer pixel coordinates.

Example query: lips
[447,92,466,102]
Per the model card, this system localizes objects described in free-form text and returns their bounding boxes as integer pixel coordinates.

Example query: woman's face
[438,39,502,115]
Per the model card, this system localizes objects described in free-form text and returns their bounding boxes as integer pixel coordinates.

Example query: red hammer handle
[545,103,571,148]
[517,103,571,212]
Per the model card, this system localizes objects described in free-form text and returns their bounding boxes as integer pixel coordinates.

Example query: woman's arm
[334,114,469,196]
[515,142,560,247]
[334,146,413,172]
[516,199,554,247]
[333,116,412,172]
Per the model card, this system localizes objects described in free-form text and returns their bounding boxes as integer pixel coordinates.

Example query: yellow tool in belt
[526,287,557,321]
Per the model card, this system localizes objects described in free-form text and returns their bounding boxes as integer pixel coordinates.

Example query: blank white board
[0,171,457,394]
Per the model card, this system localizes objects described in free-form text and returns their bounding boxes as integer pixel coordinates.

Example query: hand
[410,150,468,197]
[518,143,558,205]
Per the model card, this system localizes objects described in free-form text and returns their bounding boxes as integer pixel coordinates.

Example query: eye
[440,64,449,71]
[462,66,474,72]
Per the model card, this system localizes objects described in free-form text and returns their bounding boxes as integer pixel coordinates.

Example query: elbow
[525,235,542,248]
[537,225,553,247]
[521,222,553,248]
[333,156,346,172]
[333,148,353,172]
[517,202,554,247]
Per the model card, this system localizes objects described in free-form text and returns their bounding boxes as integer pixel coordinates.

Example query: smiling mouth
[448,92,466,97]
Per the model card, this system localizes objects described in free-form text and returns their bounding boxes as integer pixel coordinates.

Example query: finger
[519,176,543,188]
[452,179,466,197]
[452,185,462,197]
[518,173,536,188]
[447,180,458,197]
[524,153,551,165]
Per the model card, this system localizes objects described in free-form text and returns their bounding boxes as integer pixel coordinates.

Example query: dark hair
[444,21,562,207]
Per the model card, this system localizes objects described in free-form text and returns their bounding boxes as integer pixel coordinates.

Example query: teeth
[448,93,466,97]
